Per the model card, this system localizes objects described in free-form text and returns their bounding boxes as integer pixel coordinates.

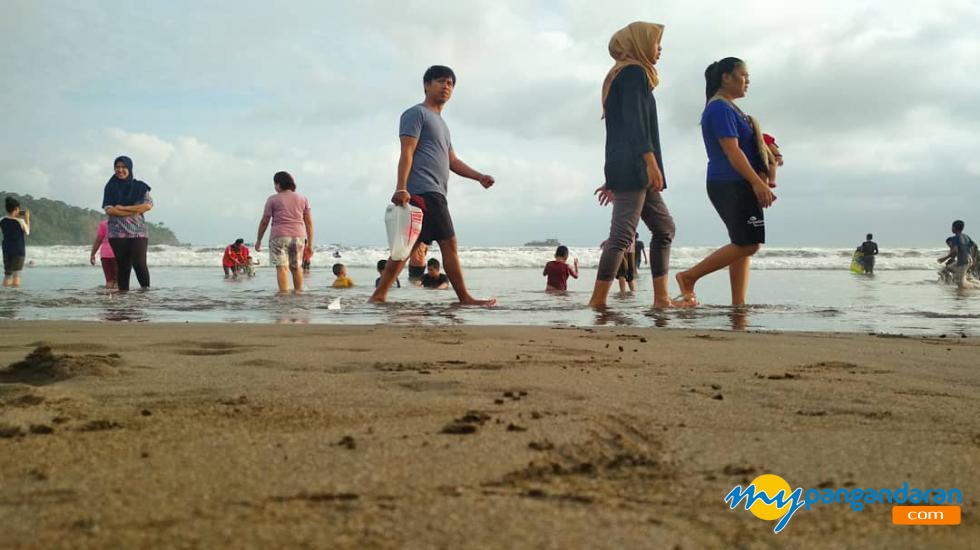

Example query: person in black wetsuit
[860,234,878,274]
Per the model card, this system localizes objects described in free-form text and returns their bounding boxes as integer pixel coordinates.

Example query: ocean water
[1,245,978,334]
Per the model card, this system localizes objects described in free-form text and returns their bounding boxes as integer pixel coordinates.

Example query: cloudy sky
[2,0,979,247]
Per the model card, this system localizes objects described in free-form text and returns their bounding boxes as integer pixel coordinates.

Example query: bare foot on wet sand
[673,272,699,308]
[652,299,672,310]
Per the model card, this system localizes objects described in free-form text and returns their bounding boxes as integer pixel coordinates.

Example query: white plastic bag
[385,203,423,261]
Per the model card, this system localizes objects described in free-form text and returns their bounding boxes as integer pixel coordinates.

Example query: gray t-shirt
[399,104,453,196]
[952,233,974,266]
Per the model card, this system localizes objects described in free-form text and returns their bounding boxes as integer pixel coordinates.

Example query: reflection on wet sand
[594,308,634,326]
[729,306,749,331]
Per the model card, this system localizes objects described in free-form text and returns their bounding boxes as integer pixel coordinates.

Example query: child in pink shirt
[90,219,117,289]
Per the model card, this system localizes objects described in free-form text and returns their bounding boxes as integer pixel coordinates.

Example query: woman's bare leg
[275,266,290,293]
[728,255,751,306]
[675,244,760,303]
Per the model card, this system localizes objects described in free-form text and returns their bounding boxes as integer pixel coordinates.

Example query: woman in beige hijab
[589,22,675,309]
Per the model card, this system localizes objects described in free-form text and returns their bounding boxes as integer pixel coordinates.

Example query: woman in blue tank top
[674,57,777,308]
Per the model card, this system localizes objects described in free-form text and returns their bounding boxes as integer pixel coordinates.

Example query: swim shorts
[707,180,765,246]
[412,193,455,245]
[269,236,304,269]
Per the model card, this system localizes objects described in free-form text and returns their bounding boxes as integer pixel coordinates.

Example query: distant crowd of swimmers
[3,21,977,302]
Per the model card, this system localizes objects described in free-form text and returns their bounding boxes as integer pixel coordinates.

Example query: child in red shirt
[543,245,579,291]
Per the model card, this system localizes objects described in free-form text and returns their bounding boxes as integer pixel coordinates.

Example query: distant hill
[1,191,181,246]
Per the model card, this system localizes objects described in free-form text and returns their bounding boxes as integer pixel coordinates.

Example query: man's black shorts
[707,180,765,246]
[411,192,455,245]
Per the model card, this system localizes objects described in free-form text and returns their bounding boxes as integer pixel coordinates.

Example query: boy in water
[420,258,449,289]
[543,245,579,291]
[937,220,975,288]
[332,263,355,288]
[376,259,401,288]
[1,197,30,288]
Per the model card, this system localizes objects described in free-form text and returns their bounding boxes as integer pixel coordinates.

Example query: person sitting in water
[376,259,401,288]
[332,263,355,288]
[419,258,449,289]
[543,245,579,291]
[938,237,957,284]
[407,243,429,286]
[222,238,251,278]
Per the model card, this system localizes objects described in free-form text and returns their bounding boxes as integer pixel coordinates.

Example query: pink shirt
[263,191,311,239]
[96,220,114,259]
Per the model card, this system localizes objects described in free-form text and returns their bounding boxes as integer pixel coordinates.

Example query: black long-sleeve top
[603,65,665,191]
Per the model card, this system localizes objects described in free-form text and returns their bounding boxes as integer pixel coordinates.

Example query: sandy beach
[0,321,976,548]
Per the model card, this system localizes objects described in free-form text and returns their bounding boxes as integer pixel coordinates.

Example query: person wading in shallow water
[674,57,777,308]
[589,22,676,310]
[255,171,314,294]
[101,156,154,292]
[860,234,878,274]
[370,65,496,306]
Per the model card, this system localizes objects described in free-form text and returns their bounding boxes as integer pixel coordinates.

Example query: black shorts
[412,192,455,245]
[707,180,765,246]
[616,252,636,281]
[3,254,25,275]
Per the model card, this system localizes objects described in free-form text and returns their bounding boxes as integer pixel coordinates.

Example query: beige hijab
[601,22,664,116]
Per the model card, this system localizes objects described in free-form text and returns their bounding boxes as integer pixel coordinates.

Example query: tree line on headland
[1,191,181,246]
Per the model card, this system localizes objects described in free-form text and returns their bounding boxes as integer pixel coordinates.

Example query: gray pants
[597,188,675,281]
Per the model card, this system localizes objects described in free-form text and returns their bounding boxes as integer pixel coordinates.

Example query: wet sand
[1,321,977,548]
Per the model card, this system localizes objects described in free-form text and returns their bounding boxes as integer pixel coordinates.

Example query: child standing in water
[89,219,117,289]
[376,259,401,288]
[1,197,30,288]
[543,245,579,291]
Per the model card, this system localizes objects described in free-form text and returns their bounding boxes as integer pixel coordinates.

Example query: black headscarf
[102,156,152,208]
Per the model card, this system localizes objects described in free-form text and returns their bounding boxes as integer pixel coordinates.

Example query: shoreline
[1,321,977,547]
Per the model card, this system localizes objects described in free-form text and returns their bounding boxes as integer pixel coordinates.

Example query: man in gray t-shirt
[399,104,452,197]
[370,65,496,306]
